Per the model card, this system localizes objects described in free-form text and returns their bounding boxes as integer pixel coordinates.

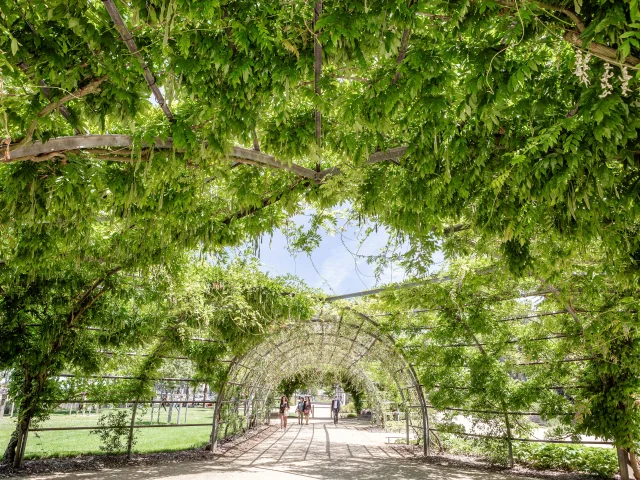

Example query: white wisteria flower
[574,50,592,86]
[600,63,614,98]
[620,66,632,96]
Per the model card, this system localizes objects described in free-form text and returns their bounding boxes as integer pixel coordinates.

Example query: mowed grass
[0,406,218,459]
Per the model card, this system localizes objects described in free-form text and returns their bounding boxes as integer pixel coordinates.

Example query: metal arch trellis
[233,323,410,394]
[233,347,397,401]
[13,273,624,469]
[347,307,429,453]
[213,308,431,453]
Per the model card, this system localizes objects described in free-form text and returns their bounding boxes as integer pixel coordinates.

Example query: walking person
[331,395,341,426]
[279,395,289,430]
[303,396,312,425]
[296,397,305,425]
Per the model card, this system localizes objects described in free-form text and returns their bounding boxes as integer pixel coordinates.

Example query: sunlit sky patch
[255,210,445,296]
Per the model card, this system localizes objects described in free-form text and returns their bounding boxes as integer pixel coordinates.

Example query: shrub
[341,403,356,414]
[91,410,135,454]
[437,434,618,478]
[514,443,618,478]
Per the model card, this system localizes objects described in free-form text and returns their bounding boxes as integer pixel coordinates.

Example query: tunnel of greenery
[1,0,639,477]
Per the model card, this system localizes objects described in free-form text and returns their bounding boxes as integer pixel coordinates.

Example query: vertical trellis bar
[423,403,430,456]
[126,399,138,459]
[405,407,410,445]
[618,449,633,480]
[210,382,227,452]
[409,362,430,457]
[210,396,223,452]
[505,412,514,468]
[313,0,322,171]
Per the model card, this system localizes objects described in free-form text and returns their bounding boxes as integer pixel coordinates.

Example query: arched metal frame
[211,308,430,454]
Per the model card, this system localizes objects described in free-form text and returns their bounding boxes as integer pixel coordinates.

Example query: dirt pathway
[20,419,537,480]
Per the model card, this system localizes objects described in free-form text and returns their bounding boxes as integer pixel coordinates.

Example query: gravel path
[1,419,601,479]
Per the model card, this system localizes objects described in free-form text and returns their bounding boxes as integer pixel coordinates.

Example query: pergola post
[126,399,139,459]
[423,403,431,456]
[209,392,224,452]
[405,406,410,445]
[409,364,430,456]
[505,413,514,468]
[618,449,634,480]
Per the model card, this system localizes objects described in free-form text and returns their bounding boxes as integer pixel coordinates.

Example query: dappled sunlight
[26,421,536,480]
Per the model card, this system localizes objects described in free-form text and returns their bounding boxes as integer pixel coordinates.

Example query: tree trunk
[1,424,19,465]
[629,451,640,480]
[10,415,31,468]
[619,448,633,480]
[203,384,208,408]
[3,372,44,467]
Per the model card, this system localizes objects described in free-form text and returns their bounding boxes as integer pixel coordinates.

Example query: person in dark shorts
[296,397,305,425]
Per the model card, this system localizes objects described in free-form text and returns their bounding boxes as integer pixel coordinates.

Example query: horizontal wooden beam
[6,135,413,185]
[317,146,408,179]
[232,146,319,180]
[6,135,319,181]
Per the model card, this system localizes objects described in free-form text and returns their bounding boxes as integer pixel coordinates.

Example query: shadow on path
[20,420,539,480]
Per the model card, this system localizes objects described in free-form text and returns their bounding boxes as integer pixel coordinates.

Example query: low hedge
[514,443,618,478]
[439,434,618,478]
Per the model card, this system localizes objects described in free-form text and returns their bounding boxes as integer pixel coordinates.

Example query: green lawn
[0,406,221,459]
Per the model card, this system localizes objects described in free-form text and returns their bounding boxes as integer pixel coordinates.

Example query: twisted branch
[12,76,107,150]
[101,0,174,121]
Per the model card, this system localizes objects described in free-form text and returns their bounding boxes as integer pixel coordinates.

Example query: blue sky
[254,211,445,296]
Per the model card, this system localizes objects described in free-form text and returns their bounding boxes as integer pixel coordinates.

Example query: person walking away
[296,397,305,425]
[279,396,289,430]
[331,396,341,425]
[303,396,312,425]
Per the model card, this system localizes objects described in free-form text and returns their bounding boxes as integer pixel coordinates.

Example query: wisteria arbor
[1,0,640,477]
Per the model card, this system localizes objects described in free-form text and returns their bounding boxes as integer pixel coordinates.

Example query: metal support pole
[423,404,430,456]
[405,407,410,445]
[618,448,633,480]
[505,413,514,468]
[408,363,429,456]
[210,385,226,452]
[126,400,138,459]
